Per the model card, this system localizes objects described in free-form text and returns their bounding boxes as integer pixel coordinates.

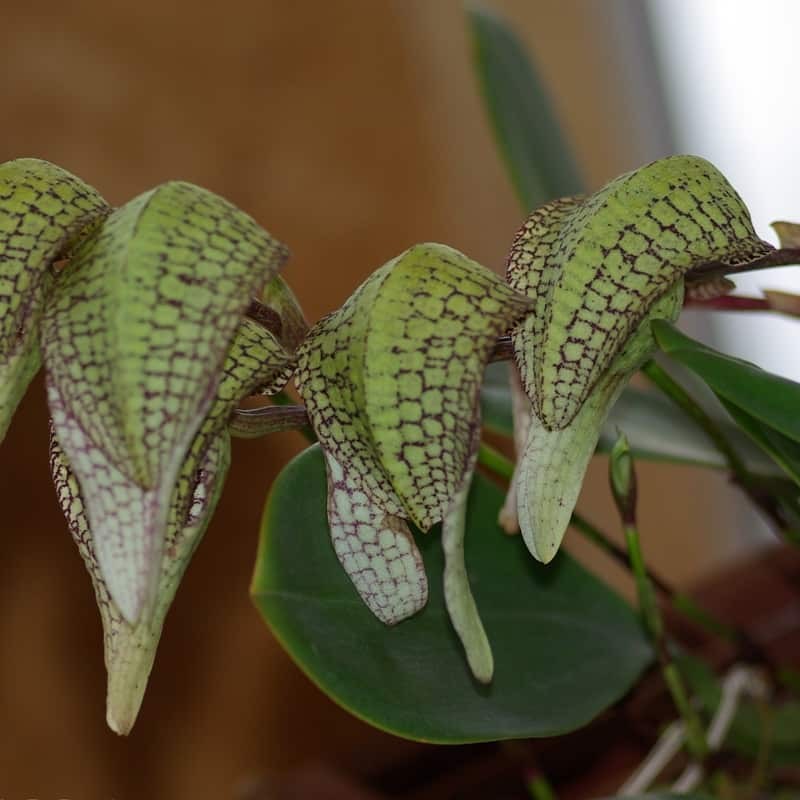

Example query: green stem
[609,440,708,761]
[477,440,514,480]
[624,524,662,641]
[626,523,708,760]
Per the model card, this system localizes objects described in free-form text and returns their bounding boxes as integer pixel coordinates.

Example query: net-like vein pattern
[508,155,772,430]
[296,243,532,624]
[42,181,288,488]
[0,158,109,439]
[48,302,291,730]
[43,186,291,621]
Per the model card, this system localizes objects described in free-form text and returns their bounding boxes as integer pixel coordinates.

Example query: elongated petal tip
[105,623,160,735]
[443,475,494,683]
[517,378,626,563]
[497,503,520,535]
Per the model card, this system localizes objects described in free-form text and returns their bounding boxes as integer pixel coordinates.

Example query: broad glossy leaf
[252,445,652,743]
[43,182,288,622]
[0,158,109,441]
[481,381,782,477]
[467,4,583,210]
[653,320,800,445]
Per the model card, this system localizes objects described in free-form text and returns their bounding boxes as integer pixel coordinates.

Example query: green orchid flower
[41,180,289,624]
[0,159,109,442]
[294,243,532,682]
[50,289,297,733]
[505,155,772,563]
[0,159,316,730]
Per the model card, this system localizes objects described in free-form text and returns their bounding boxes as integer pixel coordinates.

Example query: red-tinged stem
[684,295,771,312]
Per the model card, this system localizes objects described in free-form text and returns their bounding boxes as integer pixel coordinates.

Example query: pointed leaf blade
[467,5,583,210]
[653,320,800,444]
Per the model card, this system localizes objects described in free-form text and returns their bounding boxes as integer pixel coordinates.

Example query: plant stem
[684,295,770,311]
[477,440,514,480]
[684,245,800,284]
[568,511,669,596]
[633,526,708,761]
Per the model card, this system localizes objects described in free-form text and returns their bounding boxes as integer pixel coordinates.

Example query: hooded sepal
[508,155,772,432]
[296,243,532,624]
[42,182,288,622]
[507,155,769,562]
[0,158,109,442]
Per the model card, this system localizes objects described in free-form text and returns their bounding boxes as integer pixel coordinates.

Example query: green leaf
[252,444,652,743]
[653,320,800,444]
[467,3,584,210]
[480,381,781,477]
[720,400,800,486]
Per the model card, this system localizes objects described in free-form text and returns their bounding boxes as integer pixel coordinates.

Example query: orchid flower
[41,180,290,623]
[24,172,299,732]
[49,276,298,733]
[504,155,772,563]
[294,243,532,681]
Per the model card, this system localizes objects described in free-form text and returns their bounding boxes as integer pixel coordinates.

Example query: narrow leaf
[720,399,800,486]
[467,4,583,209]
[653,320,800,445]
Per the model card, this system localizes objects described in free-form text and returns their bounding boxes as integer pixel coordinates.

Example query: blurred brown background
[0,1,753,796]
